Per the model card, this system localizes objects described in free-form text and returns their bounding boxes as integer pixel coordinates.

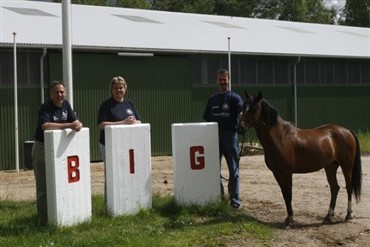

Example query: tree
[251,0,281,19]
[214,0,335,24]
[52,0,107,5]
[276,0,335,24]
[52,0,151,9]
[112,0,151,9]
[279,0,308,22]
[54,0,339,25]
[214,0,254,17]
[340,0,370,27]
[305,0,335,24]
[152,0,216,14]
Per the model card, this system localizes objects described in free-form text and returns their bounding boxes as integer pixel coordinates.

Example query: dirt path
[1,155,369,246]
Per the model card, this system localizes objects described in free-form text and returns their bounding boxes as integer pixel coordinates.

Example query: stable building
[1,0,369,170]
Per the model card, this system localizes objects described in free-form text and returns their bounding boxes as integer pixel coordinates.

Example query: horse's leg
[342,166,354,220]
[323,164,340,223]
[273,172,293,225]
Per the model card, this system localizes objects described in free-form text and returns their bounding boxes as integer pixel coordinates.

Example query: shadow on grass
[0,207,55,237]
[151,194,272,230]
[1,193,343,238]
[150,194,347,231]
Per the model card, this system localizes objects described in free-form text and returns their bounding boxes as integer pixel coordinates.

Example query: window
[190,55,367,86]
[360,60,370,84]
[239,58,257,85]
[334,60,348,84]
[275,59,291,85]
[348,60,360,84]
[296,61,305,85]
[257,59,273,85]
[0,50,47,86]
[305,59,320,85]
[320,59,334,84]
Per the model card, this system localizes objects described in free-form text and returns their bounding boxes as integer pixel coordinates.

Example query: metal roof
[1,0,369,58]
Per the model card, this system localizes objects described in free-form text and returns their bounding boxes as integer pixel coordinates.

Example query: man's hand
[71,120,83,131]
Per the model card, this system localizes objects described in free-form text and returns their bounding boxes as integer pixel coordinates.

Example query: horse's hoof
[323,215,332,224]
[345,214,353,221]
[284,217,294,226]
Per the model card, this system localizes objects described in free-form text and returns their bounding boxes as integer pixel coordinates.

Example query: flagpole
[62,0,73,107]
[228,37,231,90]
[13,32,19,173]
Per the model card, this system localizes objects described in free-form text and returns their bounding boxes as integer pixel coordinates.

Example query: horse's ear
[244,90,250,99]
[256,90,262,102]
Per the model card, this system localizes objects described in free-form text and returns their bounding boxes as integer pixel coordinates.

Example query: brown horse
[238,91,362,225]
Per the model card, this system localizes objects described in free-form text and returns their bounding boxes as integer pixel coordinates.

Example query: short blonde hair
[110,76,127,92]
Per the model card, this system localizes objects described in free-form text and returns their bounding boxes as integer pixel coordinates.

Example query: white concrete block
[105,124,152,216]
[171,122,220,206]
[44,128,91,226]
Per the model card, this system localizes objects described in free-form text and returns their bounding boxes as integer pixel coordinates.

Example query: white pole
[62,0,73,107]
[13,32,19,173]
[0,0,3,42]
[293,56,301,127]
[228,37,231,90]
[40,48,47,104]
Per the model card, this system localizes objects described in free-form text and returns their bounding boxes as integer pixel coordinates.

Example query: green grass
[358,130,370,154]
[0,195,275,247]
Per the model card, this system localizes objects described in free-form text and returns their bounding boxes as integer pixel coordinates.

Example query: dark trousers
[32,140,48,225]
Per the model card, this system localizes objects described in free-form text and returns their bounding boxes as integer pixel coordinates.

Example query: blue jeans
[219,130,240,207]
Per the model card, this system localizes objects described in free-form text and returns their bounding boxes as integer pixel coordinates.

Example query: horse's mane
[261,98,297,128]
[261,99,278,125]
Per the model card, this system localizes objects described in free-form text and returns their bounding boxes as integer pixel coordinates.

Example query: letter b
[67,155,80,183]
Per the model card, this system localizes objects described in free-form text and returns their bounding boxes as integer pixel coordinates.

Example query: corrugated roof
[1,0,369,58]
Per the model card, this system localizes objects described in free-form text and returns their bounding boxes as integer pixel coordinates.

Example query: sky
[324,0,346,11]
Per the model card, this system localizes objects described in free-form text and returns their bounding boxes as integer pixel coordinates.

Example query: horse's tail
[351,130,362,202]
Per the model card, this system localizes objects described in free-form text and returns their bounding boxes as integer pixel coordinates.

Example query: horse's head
[238,91,277,133]
[238,91,264,133]
[238,90,278,134]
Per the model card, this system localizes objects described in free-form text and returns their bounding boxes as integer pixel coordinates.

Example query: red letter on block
[67,155,80,183]
[129,149,135,174]
[190,146,205,170]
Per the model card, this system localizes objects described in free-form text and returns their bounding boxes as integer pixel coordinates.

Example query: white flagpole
[228,37,231,90]
[13,32,19,173]
[62,0,73,107]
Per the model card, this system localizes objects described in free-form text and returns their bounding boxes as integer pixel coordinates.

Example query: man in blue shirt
[33,81,83,225]
[203,69,243,209]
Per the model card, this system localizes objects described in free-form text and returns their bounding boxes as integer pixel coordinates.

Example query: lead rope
[238,131,246,163]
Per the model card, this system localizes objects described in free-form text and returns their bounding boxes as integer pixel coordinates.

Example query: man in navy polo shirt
[32,81,83,225]
[203,69,243,209]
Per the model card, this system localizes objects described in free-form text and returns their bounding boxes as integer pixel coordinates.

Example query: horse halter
[251,120,265,129]
[240,104,265,130]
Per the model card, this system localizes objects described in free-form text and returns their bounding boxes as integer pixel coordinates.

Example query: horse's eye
[248,104,258,113]
[252,105,258,111]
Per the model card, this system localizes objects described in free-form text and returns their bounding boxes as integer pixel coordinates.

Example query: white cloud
[324,0,346,11]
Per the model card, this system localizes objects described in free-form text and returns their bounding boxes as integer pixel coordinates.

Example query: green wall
[0,51,369,170]
[0,87,41,170]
